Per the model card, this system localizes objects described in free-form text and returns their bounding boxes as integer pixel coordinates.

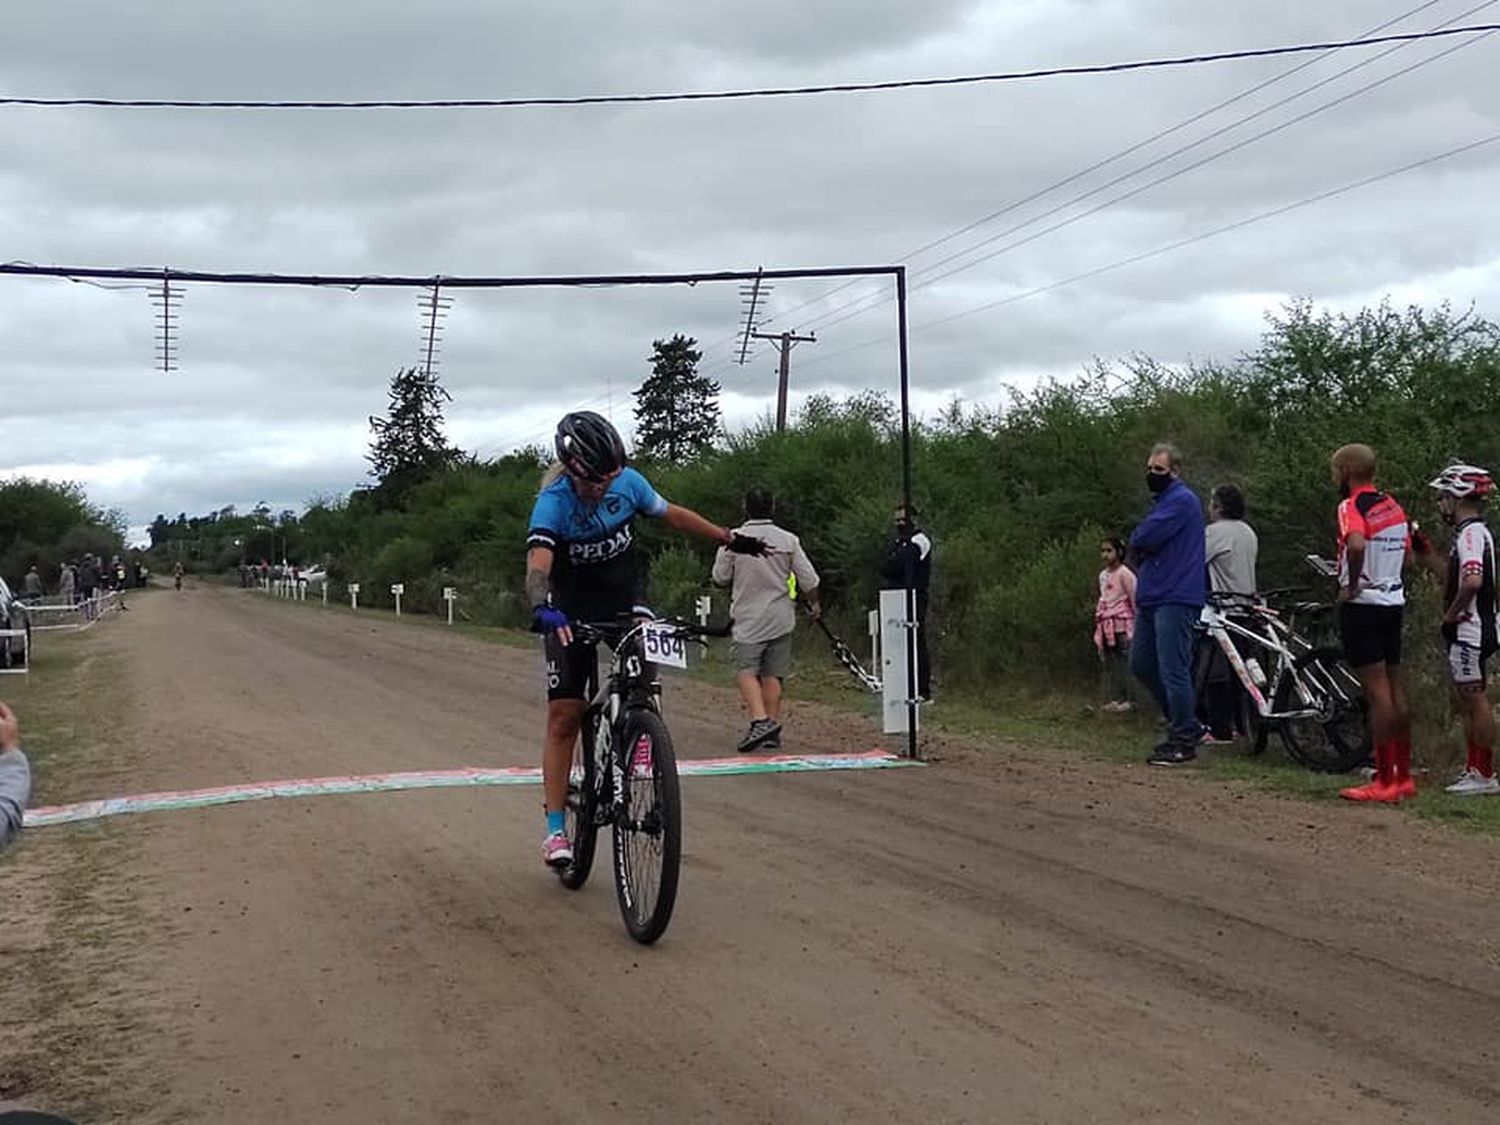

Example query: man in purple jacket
[1129,443,1207,766]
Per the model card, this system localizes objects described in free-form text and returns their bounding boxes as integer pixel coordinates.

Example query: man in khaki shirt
[712,488,821,753]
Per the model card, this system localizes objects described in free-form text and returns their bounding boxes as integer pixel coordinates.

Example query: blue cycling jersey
[526,467,668,620]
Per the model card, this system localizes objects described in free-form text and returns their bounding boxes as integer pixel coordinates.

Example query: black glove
[726,533,769,557]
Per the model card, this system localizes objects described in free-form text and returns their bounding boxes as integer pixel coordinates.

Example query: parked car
[298,566,327,587]
[0,577,30,669]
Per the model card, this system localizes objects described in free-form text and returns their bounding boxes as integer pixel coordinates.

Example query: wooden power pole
[751,330,816,431]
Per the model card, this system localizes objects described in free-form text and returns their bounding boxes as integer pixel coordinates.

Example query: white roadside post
[695,594,711,629]
[878,588,920,737]
[321,580,328,607]
[349,582,360,611]
[443,586,457,625]
[391,583,404,617]
[868,608,881,683]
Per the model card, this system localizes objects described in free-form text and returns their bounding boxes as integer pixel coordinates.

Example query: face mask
[1146,472,1171,494]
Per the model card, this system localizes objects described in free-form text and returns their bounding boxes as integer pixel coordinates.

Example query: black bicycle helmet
[555,411,627,482]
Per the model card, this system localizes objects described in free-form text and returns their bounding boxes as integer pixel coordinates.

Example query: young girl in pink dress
[1094,537,1137,712]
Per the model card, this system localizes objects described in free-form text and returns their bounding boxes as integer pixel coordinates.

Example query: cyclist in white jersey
[1413,464,1498,795]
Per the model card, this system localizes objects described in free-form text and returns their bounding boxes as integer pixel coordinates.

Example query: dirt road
[3,586,1499,1122]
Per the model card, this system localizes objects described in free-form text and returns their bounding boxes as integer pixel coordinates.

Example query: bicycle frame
[1198,601,1333,723]
[573,615,727,828]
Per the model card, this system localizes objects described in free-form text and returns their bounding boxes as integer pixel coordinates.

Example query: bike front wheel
[1274,647,1370,773]
[611,707,681,945]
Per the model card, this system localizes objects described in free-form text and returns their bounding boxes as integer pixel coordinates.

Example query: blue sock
[546,810,566,836]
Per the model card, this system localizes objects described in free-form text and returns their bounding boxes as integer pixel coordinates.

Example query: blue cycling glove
[532,604,571,635]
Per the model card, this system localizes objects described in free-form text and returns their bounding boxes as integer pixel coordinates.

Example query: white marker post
[349,582,360,611]
[695,594,711,629]
[868,608,881,682]
[879,588,919,736]
[443,586,457,625]
[321,580,328,606]
[391,583,404,617]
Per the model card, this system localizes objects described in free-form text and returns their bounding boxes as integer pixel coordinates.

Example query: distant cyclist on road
[525,411,767,868]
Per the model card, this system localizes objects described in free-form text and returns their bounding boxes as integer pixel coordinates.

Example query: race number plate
[642,624,688,669]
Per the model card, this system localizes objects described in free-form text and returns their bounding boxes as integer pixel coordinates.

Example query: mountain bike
[1195,591,1369,772]
[557,614,730,944]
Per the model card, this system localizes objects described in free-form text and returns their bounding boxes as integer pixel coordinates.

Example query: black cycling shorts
[1339,603,1404,669]
[543,633,600,702]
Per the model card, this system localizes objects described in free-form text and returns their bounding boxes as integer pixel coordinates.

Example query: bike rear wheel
[558,705,603,891]
[611,707,681,945]
[1274,647,1370,773]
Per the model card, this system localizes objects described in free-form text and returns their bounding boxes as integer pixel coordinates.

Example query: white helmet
[1428,463,1495,499]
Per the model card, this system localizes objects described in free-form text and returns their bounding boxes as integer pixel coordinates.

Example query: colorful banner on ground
[23,750,920,828]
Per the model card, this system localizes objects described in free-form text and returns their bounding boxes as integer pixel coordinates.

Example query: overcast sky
[3,1,1498,541]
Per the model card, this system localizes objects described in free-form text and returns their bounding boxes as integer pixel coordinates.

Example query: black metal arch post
[0,259,921,759]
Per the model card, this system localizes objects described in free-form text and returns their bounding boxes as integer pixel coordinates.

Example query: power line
[2,25,1497,111]
[799,130,1500,369]
[804,11,1497,335]
[753,0,1451,334]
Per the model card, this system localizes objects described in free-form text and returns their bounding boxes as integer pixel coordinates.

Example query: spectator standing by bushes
[21,566,42,601]
[78,554,100,619]
[58,561,74,605]
[1331,444,1416,803]
[1199,485,1259,742]
[712,487,822,753]
[1093,537,1136,712]
[1411,463,1499,796]
[878,505,933,701]
[1129,443,1206,766]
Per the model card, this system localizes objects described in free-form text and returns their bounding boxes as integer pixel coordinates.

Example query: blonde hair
[539,461,566,491]
[1331,443,1377,484]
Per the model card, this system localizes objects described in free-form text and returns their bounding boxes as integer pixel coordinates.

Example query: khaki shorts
[732,632,793,679]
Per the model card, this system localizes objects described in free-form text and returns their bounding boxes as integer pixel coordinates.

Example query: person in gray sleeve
[0,701,31,850]
[712,487,822,753]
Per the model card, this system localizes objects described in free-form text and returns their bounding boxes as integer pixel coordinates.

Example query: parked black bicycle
[557,613,731,944]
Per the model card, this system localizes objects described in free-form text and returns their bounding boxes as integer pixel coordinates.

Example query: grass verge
[0,625,175,1122]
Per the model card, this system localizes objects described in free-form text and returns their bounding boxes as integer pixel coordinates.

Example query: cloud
[1,0,1498,526]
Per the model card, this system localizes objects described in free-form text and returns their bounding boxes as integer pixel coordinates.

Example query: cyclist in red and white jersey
[1331,444,1415,803]
[1412,463,1498,796]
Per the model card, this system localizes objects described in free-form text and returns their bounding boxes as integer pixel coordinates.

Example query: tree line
[146,302,1498,719]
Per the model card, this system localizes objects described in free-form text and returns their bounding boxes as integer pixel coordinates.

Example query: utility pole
[751,330,816,431]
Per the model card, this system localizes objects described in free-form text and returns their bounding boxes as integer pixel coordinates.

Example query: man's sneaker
[1446,768,1500,796]
[1338,780,1401,803]
[761,735,781,754]
[542,831,573,867]
[1148,743,1197,767]
[737,718,782,753]
[1199,731,1236,746]
[1393,776,1418,800]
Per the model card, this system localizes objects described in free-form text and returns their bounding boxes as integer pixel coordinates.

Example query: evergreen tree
[632,335,721,464]
[368,366,459,503]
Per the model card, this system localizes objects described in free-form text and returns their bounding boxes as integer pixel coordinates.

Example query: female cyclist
[525,411,766,866]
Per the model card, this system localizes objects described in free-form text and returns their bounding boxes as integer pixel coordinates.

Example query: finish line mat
[23,750,921,828]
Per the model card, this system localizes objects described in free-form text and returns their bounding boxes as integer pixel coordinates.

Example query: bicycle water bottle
[1244,658,1267,688]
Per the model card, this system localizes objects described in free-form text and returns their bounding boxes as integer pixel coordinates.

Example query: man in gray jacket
[0,701,31,850]
[712,488,822,753]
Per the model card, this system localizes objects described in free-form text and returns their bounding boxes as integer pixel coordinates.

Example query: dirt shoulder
[2,584,1497,1123]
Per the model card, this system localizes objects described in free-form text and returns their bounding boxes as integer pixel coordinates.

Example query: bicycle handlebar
[573,615,734,643]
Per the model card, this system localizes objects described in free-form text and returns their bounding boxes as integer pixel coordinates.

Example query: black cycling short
[1339,603,1404,669]
[543,633,601,702]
